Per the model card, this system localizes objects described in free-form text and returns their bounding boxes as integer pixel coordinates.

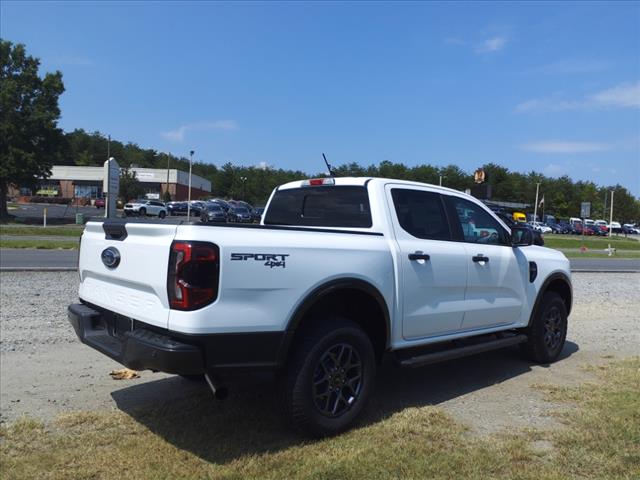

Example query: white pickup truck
[69,177,572,436]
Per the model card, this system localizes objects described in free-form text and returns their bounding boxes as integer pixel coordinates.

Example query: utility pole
[439,175,445,186]
[533,182,541,223]
[107,135,111,159]
[165,153,170,200]
[240,176,247,199]
[187,150,194,221]
[609,190,614,237]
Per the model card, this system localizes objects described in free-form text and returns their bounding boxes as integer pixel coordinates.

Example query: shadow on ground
[112,341,579,465]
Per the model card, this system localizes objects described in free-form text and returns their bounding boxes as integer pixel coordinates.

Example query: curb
[0,267,77,272]
[571,269,639,273]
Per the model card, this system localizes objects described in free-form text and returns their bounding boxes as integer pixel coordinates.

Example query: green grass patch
[0,225,83,237]
[0,239,78,250]
[544,234,640,251]
[1,358,638,479]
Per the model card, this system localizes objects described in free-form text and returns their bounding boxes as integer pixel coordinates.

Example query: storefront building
[13,165,212,201]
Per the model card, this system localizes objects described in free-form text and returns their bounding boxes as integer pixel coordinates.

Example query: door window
[448,197,508,246]
[391,189,451,241]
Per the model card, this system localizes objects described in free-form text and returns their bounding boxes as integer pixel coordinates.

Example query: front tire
[279,317,376,438]
[521,292,568,363]
[138,207,146,217]
[159,210,166,219]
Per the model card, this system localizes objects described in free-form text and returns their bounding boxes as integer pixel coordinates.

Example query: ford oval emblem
[101,247,121,269]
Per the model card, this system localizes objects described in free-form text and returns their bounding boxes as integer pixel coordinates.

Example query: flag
[539,196,545,207]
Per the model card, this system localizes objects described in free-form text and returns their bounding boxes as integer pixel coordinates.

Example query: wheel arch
[277,278,391,365]
[529,272,573,326]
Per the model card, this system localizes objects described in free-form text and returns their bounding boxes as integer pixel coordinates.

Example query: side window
[448,197,508,246]
[391,189,451,241]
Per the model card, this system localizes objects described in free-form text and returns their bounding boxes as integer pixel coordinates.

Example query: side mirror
[512,226,533,247]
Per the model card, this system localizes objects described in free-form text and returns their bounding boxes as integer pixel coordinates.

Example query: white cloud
[588,83,640,108]
[515,82,640,113]
[520,141,611,154]
[543,164,569,177]
[161,121,238,142]
[475,36,507,53]
[256,161,271,170]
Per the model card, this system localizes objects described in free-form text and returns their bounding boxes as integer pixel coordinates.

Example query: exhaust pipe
[204,373,228,400]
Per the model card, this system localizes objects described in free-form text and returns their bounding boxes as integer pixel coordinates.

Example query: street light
[240,176,247,200]
[187,150,194,221]
[439,175,445,186]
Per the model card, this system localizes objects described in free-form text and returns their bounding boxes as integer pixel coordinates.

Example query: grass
[0,225,83,237]
[544,234,640,251]
[1,358,638,480]
[0,239,78,250]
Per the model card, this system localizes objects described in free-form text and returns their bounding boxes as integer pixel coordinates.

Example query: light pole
[533,182,541,223]
[187,150,194,221]
[609,189,614,238]
[439,175,445,186]
[240,176,247,200]
[165,153,170,201]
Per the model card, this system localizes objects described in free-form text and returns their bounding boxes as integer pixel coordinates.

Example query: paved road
[0,249,78,270]
[2,248,639,272]
[569,258,640,272]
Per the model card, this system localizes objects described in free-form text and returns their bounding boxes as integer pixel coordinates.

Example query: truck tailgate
[78,221,178,329]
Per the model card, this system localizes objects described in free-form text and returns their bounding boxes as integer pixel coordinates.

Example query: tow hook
[204,373,229,400]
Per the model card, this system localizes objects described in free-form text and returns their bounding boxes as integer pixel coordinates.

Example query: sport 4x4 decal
[230,253,290,268]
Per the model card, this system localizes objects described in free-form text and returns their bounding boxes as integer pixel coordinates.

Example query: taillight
[167,241,220,311]
[303,177,336,187]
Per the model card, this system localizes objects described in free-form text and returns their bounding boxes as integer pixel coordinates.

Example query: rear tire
[279,316,376,438]
[139,207,146,217]
[521,292,567,363]
[159,210,166,219]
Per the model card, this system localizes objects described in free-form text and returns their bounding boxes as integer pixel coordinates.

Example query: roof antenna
[322,153,335,177]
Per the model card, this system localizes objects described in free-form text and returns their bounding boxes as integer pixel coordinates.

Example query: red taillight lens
[168,241,220,310]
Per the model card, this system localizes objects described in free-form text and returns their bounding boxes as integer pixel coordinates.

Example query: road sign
[580,202,591,218]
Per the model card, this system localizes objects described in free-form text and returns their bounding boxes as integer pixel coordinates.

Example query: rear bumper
[68,303,289,375]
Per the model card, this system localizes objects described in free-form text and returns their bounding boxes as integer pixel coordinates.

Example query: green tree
[0,40,65,219]
[119,167,145,202]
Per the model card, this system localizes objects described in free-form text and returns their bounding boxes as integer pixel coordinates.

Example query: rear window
[265,186,372,228]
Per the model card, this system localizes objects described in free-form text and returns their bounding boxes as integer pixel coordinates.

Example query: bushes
[27,196,72,205]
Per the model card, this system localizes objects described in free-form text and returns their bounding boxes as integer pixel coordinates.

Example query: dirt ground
[1,271,638,435]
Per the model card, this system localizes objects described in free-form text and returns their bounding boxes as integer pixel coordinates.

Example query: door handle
[472,254,489,263]
[408,252,430,261]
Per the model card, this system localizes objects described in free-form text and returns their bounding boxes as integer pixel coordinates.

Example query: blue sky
[2,1,639,194]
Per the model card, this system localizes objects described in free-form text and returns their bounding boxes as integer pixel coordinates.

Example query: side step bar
[397,334,528,368]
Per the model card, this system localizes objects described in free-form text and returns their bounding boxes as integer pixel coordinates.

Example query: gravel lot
[1,271,638,432]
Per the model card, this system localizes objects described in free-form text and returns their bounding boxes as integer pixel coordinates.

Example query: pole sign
[103,158,120,218]
[580,202,591,218]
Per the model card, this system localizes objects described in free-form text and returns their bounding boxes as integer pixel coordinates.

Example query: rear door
[444,195,527,330]
[78,221,178,329]
[386,185,468,339]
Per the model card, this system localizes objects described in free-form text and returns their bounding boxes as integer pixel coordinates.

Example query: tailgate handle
[103,223,128,241]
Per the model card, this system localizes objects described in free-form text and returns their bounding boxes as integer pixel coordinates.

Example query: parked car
[166,201,187,216]
[123,199,167,218]
[529,221,552,234]
[228,206,253,223]
[70,176,571,437]
[201,203,228,223]
[94,197,105,209]
[254,207,265,223]
[609,222,622,234]
[622,224,639,234]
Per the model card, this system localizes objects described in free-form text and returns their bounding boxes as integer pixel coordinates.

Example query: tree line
[2,38,639,222]
[61,128,640,222]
